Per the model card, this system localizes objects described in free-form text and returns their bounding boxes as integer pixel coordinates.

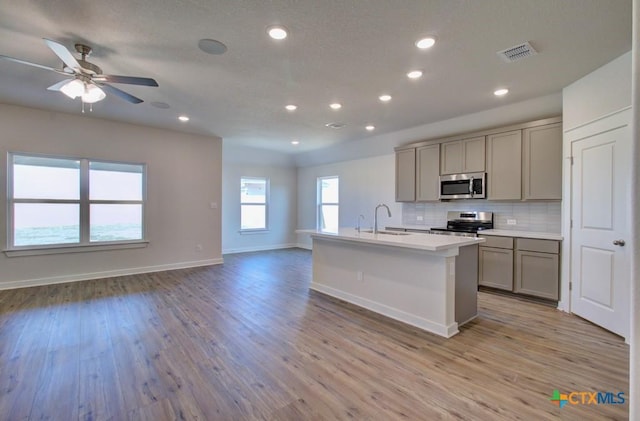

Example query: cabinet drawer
[479,235,513,249]
[516,238,559,254]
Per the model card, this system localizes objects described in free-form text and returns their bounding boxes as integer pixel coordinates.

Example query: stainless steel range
[430,211,493,237]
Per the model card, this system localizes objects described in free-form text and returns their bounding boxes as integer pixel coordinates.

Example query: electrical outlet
[195,244,203,251]
[357,271,363,281]
[507,219,517,225]
[416,215,424,221]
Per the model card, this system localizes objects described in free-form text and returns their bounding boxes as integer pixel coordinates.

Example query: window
[8,153,145,250]
[317,176,339,233]
[240,177,268,231]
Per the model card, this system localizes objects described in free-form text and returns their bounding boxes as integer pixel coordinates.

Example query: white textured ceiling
[0,0,632,153]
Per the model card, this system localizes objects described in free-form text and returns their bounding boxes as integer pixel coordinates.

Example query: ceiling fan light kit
[0,38,158,111]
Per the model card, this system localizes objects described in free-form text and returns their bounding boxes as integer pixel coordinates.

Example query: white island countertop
[297,228,484,252]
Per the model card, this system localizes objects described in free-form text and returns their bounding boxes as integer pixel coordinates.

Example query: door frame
[561,106,632,342]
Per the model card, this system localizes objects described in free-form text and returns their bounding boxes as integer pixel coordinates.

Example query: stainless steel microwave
[439,172,486,199]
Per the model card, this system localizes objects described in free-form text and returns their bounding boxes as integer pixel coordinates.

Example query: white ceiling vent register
[497,41,538,63]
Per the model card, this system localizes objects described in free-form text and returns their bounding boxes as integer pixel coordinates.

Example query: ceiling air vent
[325,122,345,129]
[497,41,538,63]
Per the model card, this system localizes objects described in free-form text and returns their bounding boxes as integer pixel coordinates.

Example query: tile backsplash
[402,201,561,233]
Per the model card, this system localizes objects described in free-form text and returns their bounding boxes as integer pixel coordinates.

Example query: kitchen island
[298,229,485,338]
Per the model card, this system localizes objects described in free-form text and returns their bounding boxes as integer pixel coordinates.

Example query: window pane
[241,178,266,204]
[13,203,79,246]
[321,178,339,203]
[320,205,339,233]
[13,156,80,200]
[90,204,143,242]
[241,204,266,230]
[90,162,143,200]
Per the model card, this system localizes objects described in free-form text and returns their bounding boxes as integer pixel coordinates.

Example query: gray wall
[222,143,298,253]
[0,104,223,289]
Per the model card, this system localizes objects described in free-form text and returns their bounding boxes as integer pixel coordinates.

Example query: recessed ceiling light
[494,88,509,96]
[329,103,342,110]
[379,94,392,102]
[178,115,190,122]
[365,125,375,131]
[291,140,300,145]
[198,39,227,55]
[416,37,436,49]
[285,104,297,111]
[267,26,288,40]
[407,70,423,79]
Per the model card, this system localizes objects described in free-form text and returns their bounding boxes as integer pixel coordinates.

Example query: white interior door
[570,122,630,339]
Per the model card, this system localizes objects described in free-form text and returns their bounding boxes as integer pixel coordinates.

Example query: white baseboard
[222,243,297,254]
[296,243,312,250]
[0,258,224,291]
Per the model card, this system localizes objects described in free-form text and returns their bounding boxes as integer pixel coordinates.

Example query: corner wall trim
[0,258,224,291]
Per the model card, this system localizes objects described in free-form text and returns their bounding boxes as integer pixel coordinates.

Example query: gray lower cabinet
[514,238,560,300]
[478,236,514,290]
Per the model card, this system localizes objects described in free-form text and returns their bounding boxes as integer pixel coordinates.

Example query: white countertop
[297,228,484,252]
[478,229,563,241]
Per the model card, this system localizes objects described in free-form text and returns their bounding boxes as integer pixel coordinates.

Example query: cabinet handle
[613,239,626,246]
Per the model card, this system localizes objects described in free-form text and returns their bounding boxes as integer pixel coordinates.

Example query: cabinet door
[416,144,440,201]
[487,130,522,200]
[395,149,416,202]
[478,246,514,290]
[515,250,559,300]
[440,140,463,175]
[462,136,486,172]
[523,123,562,200]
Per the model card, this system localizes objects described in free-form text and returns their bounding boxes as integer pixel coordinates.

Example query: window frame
[317,175,339,233]
[6,152,147,256]
[240,176,269,233]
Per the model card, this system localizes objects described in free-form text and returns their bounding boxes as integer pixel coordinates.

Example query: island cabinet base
[310,236,478,338]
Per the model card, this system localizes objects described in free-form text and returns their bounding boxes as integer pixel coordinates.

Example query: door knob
[613,239,626,246]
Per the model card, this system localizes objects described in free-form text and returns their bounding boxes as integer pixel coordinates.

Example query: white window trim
[5,152,147,255]
[240,176,269,232]
[317,175,339,232]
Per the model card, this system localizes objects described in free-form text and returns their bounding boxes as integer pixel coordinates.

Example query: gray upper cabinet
[440,136,485,175]
[395,148,416,202]
[416,144,440,201]
[487,130,522,200]
[522,123,562,200]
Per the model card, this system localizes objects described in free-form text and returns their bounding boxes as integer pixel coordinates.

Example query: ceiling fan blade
[43,38,82,72]
[98,83,144,104]
[46,79,72,92]
[94,74,158,87]
[0,54,62,72]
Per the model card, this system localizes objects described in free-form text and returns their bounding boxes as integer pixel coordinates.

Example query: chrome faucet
[374,204,391,233]
[356,214,365,232]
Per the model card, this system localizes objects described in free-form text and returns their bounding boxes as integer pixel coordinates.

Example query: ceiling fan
[0,38,158,107]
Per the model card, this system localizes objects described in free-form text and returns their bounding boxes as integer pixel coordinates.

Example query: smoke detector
[497,41,538,63]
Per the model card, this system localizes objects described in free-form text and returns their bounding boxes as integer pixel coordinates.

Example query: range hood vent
[497,41,538,63]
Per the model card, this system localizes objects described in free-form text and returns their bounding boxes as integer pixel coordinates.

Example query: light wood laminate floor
[0,248,629,420]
